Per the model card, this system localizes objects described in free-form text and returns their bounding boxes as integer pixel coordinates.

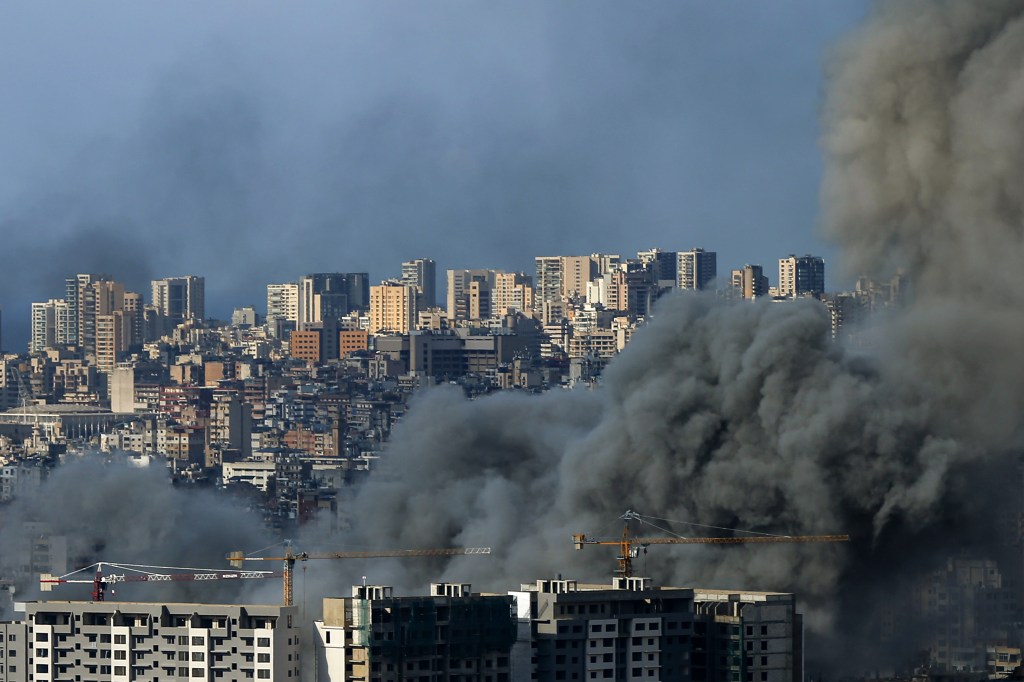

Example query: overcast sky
[0,1,868,350]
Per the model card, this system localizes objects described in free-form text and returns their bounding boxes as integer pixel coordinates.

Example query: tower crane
[227,541,492,606]
[40,562,281,602]
[573,510,849,578]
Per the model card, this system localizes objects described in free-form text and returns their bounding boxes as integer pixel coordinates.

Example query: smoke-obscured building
[315,583,517,682]
[731,265,770,300]
[777,256,824,298]
[508,577,802,682]
[677,249,717,291]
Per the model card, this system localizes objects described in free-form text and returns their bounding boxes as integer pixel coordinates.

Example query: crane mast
[573,510,849,578]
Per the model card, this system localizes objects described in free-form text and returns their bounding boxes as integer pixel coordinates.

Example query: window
[115,650,127,660]
[257,638,270,647]
[35,633,48,642]
[257,654,270,663]
[36,664,49,673]
[193,652,205,662]
[192,667,205,677]
[760,641,768,651]
[258,671,271,679]
[604,624,615,632]
[760,626,768,635]
[115,666,126,675]
[115,634,127,644]
[179,636,189,646]
[636,623,645,631]
[193,636,205,646]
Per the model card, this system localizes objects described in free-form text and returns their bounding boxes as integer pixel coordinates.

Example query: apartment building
[0,601,298,682]
[315,583,516,682]
[508,577,802,682]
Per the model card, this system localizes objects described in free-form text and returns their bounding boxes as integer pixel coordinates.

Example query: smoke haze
[0,2,860,349]
[6,0,1024,676]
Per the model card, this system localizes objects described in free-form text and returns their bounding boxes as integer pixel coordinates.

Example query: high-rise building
[493,272,535,317]
[561,256,598,301]
[30,299,73,353]
[151,276,205,322]
[297,273,369,330]
[446,269,497,322]
[401,258,437,310]
[94,310,133,373]
[637,249,678,288]
[266,283,300,325]
[79,279,126,356]
[65,273,110,347]
[535,257,564,307]
[677,248,717,290]
[778,255,825,298]
[7,600,299,682]
[509,577,803,682]
[315,583,517,682]
[731,264,770,299]
[369,282,417,334]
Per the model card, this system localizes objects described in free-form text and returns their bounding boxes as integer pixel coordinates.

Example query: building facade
[369,284,416,335]
[315,583,516,682]
[151,276,205,323]
[777,256,824,298]
[1,600,299,682]
[677,249,717,291]
[401,259,437,311]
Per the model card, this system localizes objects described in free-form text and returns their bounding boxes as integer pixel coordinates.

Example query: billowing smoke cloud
[0,456,276,608]
[327,0,1024,673]
[6,0,1024,676]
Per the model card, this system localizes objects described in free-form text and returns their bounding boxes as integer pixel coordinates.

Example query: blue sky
[0,1,869,349]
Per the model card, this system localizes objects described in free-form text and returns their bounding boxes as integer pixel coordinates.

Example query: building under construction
[315,583,517,682]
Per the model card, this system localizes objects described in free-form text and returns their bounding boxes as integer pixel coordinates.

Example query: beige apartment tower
[369,282,416,335]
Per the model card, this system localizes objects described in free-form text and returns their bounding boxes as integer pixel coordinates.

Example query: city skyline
[0,1,868,350]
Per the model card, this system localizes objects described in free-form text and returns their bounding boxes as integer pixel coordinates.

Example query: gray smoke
[0,455,276,606]
[5,1,1024,675]
[329,0,1024,673]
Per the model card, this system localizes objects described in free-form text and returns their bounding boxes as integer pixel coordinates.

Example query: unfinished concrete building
[315,583,517,682]
[508,577,802,682]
